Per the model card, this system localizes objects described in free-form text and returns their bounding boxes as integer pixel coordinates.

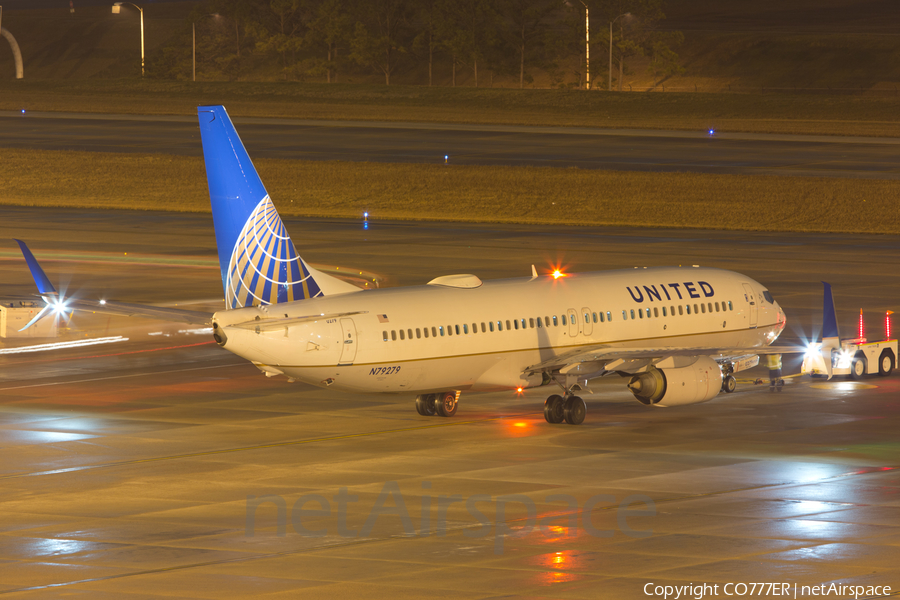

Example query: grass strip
[4,81,900,137]
[2,148,899,235]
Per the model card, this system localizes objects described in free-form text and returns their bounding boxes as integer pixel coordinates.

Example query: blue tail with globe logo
[198,106,355,309]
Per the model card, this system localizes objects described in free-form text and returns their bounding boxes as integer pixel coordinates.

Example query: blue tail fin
[14,239,57,296]
[198,106,329,309]
[822,281,840,340]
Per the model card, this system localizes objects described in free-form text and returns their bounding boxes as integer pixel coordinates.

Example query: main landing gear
[415,392,458,417]
[543,394,586,425]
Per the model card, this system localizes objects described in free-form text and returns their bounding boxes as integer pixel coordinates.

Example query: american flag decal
[377,314,389,323]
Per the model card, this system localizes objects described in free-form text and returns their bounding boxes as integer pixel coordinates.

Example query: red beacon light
[887,310,893,340]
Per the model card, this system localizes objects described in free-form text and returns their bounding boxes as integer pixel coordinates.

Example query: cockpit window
[762,290,774,304]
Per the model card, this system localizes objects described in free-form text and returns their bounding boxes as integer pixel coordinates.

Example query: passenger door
[338,318,358,365]
[742,283,758,328]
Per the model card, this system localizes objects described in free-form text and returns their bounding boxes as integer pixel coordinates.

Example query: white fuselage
[213,266,786,394]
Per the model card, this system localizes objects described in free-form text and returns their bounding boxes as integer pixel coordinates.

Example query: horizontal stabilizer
[228,311,368,332]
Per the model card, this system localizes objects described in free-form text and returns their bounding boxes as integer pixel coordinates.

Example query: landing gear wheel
[543,395,565,424]
[722,375,737,393]
[879,351,894,376]
[563,396,586,425]
[415,394,436,416]
[850,356,866,380]
[435,392,458,417]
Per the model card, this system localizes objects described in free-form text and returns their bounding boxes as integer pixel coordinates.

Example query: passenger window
[383,330,388,342]
[545,316,550,327]
[529,318,535,328]
[489,322,494,332]
[708,302,712,313]
[416,328,421,339]
[715,302,720,312]
[678,305,683,315]
[455,325,460,335]
[622,310,627,320]
[638,309,643,319]
[607,311,612,322]
[432,326,437,337]
[406,328,411,339]
[654,307,659,317]
[439,326,444,336]
[729,301,733,311]
[584,312,591,323]
[498,321,503,331]
[701,304,706,314]
[424,327,430,338]
[521,318,526,329]
[481,322,486,333]
[514,320,519,330]
[561,315,567,326]
[670,305,675,316]
[630,309,635,320]
[506,320,511,330]
[536,317,542,328]
[399,329,405,340]
[599,312,604,323]
[463,324,468,334]
[686,305,691,315]
[592,312,597,323]
[392,330,397,341]
[662,307,667,317]
[693,304,698,314]
[553,315,558,326]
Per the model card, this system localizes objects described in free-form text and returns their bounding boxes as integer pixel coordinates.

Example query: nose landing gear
[415,391,458,417]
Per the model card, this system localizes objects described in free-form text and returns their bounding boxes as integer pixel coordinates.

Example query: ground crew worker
[767,353,784,391]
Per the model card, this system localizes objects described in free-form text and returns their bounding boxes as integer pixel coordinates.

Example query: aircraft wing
[525,344,804,376]
[61,298,211,324]
[13,239,211,329]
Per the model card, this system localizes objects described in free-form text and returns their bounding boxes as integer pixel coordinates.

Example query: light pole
[579,1,589,90]
[608,12,630,92]
[193,14,220,82]
[112,2,144,77]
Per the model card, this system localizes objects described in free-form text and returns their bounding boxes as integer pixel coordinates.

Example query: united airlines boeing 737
[15,105,793,425]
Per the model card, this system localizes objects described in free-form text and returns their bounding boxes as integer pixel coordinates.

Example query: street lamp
[193,14,220,82]
[112,2,144,77]
[585,7,590,91]
[608,12,630,92]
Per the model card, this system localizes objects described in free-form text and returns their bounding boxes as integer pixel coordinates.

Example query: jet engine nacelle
[627,356,723,407]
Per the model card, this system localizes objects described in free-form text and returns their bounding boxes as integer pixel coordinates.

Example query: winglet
[821,281,841,380]
[14,239,57,295]
[822,281,839,340]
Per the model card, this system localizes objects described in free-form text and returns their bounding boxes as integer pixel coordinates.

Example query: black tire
[850,356,866,380]
[543,395,565,424]
[722,375,737,393]
[436,392,457,417]
[878,350,894,377]
[564,396,586,425]
[423,394,437,416]
[415,395,426,416]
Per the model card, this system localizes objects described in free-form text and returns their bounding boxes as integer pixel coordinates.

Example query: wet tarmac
[1,207,899,598]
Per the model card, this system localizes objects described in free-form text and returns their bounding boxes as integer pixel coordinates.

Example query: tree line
[152,0,683,89]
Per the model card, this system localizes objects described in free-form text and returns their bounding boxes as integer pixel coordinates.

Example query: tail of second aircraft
[198,105,358,309]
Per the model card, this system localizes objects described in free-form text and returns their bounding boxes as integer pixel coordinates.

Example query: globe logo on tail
[225,197,321,308]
